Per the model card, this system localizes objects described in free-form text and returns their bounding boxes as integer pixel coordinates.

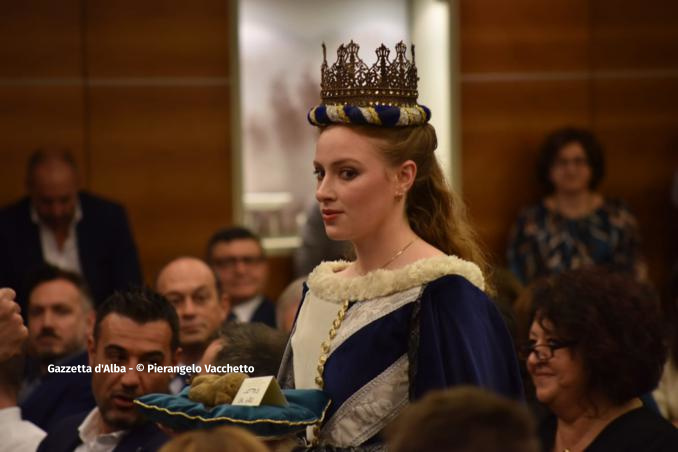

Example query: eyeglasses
[211,256,265,269]
[553,157,589,168]
[519,340,577,361]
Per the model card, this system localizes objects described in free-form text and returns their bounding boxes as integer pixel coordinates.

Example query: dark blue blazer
[0,191,142,309]
[252,296,277,328]
[20,350,96,431]
[228,296,277,328]
[37,410,169,452]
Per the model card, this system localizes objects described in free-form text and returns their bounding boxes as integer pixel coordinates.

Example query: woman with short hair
[523,268,678,451]
[507,128,644,284]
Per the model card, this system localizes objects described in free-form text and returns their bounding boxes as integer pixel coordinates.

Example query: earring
[395,191,404,200]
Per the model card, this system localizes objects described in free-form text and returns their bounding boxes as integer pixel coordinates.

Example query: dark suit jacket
[252,296,277,327]
[20,350,96,431]
[228,296,277,328]
[0,191,142,309]
[37,410,169,452]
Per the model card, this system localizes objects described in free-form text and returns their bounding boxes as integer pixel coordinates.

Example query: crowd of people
[0,38,677,452]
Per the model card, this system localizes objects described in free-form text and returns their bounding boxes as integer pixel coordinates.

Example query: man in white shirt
[206,227,276,328]
[0,354,46,452]
[0,149,142,310]
[37,287,177,452]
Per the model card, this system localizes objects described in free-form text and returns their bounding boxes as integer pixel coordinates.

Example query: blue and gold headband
[307,41,432,127]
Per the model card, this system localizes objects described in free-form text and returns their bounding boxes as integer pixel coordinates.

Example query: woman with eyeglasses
[507,128,645,285]
[523,268,678,452]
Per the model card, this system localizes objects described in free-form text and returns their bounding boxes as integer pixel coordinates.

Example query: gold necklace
[379,237,417,270]
[354,237,418,275]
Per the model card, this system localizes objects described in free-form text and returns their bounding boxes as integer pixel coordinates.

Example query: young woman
[277,41,523,450]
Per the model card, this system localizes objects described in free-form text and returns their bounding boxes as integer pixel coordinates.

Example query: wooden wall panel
[0,1,291,298]
[459,0,678,290]
[590,0,678,70]
[458,0,592,264]
[85,0,230,77]
[0,0,82,77]
[589,0,678,287]
[87,85,232,280]
[266,256,294,302]
[0,86,85,205]
[83,1,234,284]
[593,78,678,286]
[461,80,590,259]
[0,1,84,206]
[459,0,589,72]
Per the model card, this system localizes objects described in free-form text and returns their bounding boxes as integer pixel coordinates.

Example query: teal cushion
[134,387,331,437]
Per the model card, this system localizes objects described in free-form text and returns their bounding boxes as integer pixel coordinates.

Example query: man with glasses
[206,227,276,328]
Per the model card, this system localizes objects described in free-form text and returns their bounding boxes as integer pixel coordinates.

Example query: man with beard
[156,257,229,393]
[37,287,177,452]
[20,266,96,430]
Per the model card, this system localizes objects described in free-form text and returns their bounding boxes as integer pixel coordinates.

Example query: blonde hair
[347,124,490,280]
[159,426,269,452]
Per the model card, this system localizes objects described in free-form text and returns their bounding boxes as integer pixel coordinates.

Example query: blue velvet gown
[277,256,524,450]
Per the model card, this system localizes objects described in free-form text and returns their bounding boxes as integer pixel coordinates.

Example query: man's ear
[219,293,230,321]
[85,310,95,337]
[87,334,96,368]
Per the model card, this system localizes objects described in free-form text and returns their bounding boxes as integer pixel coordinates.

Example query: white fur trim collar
[307,255,485,302]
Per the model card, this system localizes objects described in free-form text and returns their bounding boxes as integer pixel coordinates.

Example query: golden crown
[320,40,419,107]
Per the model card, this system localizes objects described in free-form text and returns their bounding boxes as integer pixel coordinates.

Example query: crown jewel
[320,40,419,107]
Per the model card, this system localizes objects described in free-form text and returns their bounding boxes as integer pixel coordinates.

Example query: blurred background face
[210,239,267,305]
[157,258,228,348]
[29,161,78,231]
[548,142,592,195]
[314,126,400,242]
[88,314,176,433]
[28,279,89,361]
[526,318,586,410]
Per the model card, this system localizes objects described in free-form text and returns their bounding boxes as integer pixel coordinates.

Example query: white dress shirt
[231,295,264,323]
[74,408,126,452]
[0,406,46,452]
[30,202,83,275]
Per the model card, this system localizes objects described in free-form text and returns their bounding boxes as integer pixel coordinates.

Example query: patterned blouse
[507,198,642,284]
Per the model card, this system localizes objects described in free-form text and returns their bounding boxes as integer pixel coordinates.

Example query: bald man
[156,257,230,374]
[0,149,142,310]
